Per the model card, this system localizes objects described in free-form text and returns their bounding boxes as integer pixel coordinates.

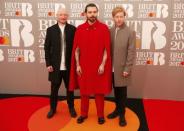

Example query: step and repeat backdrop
[0,0,184,100]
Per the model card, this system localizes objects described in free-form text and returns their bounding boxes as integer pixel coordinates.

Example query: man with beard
[69,3,112,124]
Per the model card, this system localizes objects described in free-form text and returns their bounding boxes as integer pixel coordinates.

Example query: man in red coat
[69,3,112,124]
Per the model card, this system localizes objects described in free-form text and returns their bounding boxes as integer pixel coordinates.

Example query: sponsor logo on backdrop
[138,4,168,18]
[141,21,166,50]
[7,49,35,62]
[126,21,166,66]
[173,2,184,18]
[0,18,35,63]
[169,21,184,67]
[0,19,34,47]
[104,3,134,18]
[0,0,183,67]
[70,3,88,18]
[10,19,34,47]
[37,3,66,17]
[4,2,33,17]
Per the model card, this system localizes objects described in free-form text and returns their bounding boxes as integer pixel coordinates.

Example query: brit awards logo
[172,2,184,19]
[37,3,66,17]
[104,3,134,19]
[10,19,34,47]
[4,2,33,17]
[0,18,35,63]
[169,20,184,67]
[7,49,35,63]
[0,19,34,47]
[138,4,168,18]
[134,21,166,66]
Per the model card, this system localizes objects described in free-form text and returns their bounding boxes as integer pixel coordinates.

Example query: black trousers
[50,71,74,111]
[112,73,127,117]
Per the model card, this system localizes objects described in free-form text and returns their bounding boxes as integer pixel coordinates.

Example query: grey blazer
[110,23,136,87]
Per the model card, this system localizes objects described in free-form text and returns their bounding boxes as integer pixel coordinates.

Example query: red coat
[69,20,112,95]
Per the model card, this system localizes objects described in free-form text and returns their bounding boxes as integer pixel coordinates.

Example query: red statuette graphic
[48,12,54,16]
[181,61,184,66]
[147,60,153,65]
[15,11,21,16]
[17,57,24,62]
[148,12,156,17]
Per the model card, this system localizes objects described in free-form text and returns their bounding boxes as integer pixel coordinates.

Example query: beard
[87,16,97,23]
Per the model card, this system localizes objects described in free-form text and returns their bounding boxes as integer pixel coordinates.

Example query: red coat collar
[84,20,99,30]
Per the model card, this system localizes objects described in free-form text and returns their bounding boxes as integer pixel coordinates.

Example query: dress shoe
[69,107,77,118]
[107,110,119,119]
[77,116,88,124]
[98,117,105,124]
[119,116,127,126]
[47,109,56,119]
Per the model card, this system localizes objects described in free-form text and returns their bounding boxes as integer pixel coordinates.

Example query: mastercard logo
[28,99,140,131]
[148,12,156,17]
[15,11,22,16]
[48,12,54,16]
[0,36,10,45]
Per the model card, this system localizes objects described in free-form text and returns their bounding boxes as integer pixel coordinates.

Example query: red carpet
[0,96,184,131]
[144,99,184,131]
[0,97,49,131]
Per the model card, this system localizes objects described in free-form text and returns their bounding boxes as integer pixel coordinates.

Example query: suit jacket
[110,23,136,87]
[44,23,76,83]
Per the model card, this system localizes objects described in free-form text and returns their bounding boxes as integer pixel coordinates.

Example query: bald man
[44,7,77,118]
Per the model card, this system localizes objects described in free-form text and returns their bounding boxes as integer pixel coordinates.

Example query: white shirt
[59,24,66,70]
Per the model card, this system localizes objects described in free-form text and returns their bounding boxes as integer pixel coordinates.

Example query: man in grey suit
[107,6,136,126]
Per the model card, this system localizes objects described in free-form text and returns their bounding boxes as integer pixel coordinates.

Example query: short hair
[84,3,98,13]
[112,6,127,17]
[56,6,69,15]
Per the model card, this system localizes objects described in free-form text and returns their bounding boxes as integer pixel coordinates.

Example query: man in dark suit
[44,7,77,118]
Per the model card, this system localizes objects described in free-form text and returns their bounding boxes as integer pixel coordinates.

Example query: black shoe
[119,116,127,126]
[69,107,77,118]
[77,116,88,124]
[47,109,56,119]
[98,117,105,124]
[107,110,119,119]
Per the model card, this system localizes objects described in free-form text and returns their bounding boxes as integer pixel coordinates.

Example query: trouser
[113,73,127,117]
[113,86,127,117]
[80,94,104,118]
[50,71,74,111]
